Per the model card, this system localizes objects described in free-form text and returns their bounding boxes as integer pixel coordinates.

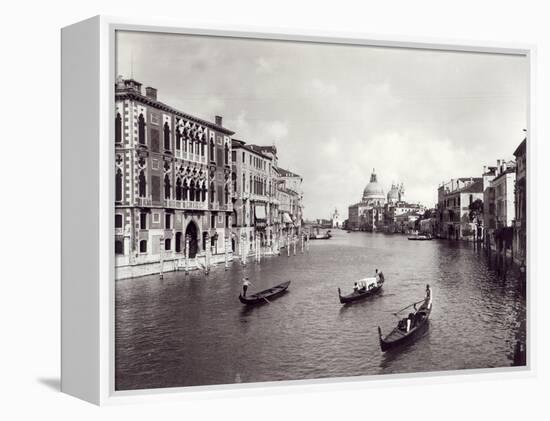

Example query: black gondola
[338,273,384,304]
[407,233,432,240]
[378,302,432,351]
[238,281,291,305]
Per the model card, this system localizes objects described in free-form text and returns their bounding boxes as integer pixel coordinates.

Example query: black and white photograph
[113,30,528,391]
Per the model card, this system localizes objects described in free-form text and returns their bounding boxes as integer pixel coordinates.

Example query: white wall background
[0,0,548,419]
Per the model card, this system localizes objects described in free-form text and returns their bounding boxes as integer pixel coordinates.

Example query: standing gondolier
[423,284,433,310]
[242,277,252,297]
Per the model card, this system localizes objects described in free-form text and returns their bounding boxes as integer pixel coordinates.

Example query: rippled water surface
[115,230,526,390]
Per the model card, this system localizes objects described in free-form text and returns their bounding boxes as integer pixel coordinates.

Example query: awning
[283,213,293,224]
[255,205,266,220]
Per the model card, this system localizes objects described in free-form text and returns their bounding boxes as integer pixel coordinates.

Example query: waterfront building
[483,159,516,251]
[276,167,303,239]
[419,212,437,236]
[395,211,422,233]
[383,201,424,233]
[114,77,234,278]
[436,177,483,240]
[231,139,275,256]
[513,138,527,263]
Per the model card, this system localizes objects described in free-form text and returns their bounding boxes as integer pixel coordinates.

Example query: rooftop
[116,78,235,136]
[232,139,273,160]
[513,138,527,157]
[277,167,301,178]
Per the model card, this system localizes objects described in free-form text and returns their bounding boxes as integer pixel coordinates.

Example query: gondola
[407,233,432,240]
[378,302,432,351]
[338,273,385,304]
[309,232,332,240]
[238,281,291,305]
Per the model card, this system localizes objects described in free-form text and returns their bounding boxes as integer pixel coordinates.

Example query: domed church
[347,169,387,231]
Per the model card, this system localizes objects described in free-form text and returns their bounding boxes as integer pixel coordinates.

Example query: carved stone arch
[183,218,200,258]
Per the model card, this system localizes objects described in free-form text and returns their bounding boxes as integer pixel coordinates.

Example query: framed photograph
[61,16,533,405]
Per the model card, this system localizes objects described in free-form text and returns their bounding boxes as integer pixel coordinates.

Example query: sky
[116,31,527,220]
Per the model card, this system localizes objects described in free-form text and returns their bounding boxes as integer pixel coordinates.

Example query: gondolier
[242,277,252,297]
[423,284,433,310]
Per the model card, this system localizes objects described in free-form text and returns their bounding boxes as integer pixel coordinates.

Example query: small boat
[408,233,432,240]
[238,281,291,305]
[309,230,332,240]
[338,273,385,304]
[378,302,432,351]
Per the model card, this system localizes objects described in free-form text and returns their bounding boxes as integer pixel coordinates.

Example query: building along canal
[115,229,526,390]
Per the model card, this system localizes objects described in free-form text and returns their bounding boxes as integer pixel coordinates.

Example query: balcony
[164,199,208,211]
[220,204,233,212]
[136,197,152,207]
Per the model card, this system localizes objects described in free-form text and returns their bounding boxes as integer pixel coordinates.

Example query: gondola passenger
[407,313,416,332]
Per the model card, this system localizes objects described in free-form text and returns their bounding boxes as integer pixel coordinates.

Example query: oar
[392,299,424,316]
[262,297,271,304]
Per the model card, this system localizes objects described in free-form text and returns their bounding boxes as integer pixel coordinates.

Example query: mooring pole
[224,236,229,270]
[205,232,210,274]
[159,236,164,279]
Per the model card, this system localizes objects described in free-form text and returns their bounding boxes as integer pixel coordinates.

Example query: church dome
[362,169,385,202]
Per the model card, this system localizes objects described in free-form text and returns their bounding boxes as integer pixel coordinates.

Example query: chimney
[483,165,487,174]
[145,86,157,101]
[215,115,223,127]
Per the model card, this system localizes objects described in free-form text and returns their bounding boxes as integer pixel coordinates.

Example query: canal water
[115,229,526,390]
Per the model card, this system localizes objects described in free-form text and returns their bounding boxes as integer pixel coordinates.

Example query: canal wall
[115,247,289,280]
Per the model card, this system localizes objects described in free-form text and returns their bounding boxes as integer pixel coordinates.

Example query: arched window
[176,131,181,150]
[164,238,171,251]
[138,170,146,198]
[210,182,215,203]
[115,113,122,143]
[138,113,146,145]
[115,240,124,255]
[195,181,201,202]
[163,122,171,150]
[209,139,215,161]
[164,175,171,199]
[201,138,206,156]
[201,182,207,202]
[189,180,195,201]
[224,143,229,164]
[139,240,147,253]
[225,185,229,204]
[232,172,237,192]
[115,169,123,202]
[175,178,182,200]
[182,179,188,201]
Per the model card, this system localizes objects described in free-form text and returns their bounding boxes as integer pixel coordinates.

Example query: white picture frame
[61,15,536,405]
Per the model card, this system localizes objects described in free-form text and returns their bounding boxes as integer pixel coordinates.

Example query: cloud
[117,32,527,220]
[264,121,289,141]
